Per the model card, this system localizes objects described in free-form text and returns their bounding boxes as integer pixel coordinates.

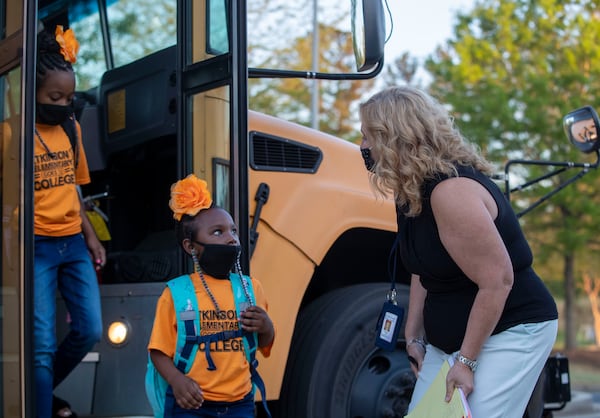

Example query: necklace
[235,258,254,307]
[35,129,57,159]
[198,270,223,315]
[35,124,79,167]
[197,269,254,316]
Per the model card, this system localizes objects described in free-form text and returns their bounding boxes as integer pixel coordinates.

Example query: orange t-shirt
[34,121,91,236]
[148,273,273,402]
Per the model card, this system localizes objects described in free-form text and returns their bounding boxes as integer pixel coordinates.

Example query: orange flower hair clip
[169,174,213,221]
[55,25,80,64]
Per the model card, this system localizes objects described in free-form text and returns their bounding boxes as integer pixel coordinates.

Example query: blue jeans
[34,234,102,418]
[165,390,255,418]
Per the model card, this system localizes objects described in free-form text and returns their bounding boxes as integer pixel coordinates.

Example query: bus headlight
[107,320,130,346]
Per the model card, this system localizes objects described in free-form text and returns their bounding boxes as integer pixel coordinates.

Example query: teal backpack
[145,273,271,418]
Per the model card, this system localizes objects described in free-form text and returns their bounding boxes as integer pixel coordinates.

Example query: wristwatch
[455,353,478,372]
[406,338,426,351]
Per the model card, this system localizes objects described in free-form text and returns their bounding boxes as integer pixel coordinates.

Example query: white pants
[407,320,558,418]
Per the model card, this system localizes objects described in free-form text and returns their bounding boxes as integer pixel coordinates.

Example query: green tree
[247,1,375,142]
[419,0,600,349]
[382,52,421,88]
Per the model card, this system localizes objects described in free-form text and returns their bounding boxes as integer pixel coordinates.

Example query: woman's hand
[445,361,474,401]
[406,340,426,376]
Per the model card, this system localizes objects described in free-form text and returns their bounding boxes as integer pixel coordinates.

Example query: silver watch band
[455,353,478,372]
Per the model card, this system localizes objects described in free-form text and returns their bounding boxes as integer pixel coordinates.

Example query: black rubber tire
[279,283,414,418]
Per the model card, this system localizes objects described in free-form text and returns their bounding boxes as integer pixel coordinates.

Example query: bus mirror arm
[503,150,600,218]
[502,105,600,218]
[248,59,384,81]
[249,183,270,257]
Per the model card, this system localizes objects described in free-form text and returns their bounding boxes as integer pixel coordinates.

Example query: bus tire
[279,283,414,418]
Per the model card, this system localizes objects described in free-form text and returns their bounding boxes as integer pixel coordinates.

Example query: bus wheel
[279,283,415,418]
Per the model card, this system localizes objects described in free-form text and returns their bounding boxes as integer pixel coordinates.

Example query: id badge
[375,301,404,351]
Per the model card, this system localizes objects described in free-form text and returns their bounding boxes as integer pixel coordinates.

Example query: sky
[384,0,477,61]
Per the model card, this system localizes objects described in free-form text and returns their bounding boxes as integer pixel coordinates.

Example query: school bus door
[178,0,250,268]
[0,0,38,416]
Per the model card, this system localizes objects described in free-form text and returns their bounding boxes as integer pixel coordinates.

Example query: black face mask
[36,102,73,125]
[194,242,241,279]
[360,148,376,172]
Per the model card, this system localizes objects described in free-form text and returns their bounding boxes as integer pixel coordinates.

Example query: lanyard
[386,233,401,305]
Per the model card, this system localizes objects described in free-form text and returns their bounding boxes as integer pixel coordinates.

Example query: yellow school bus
[0,1,414,417]
[1,1,580,417]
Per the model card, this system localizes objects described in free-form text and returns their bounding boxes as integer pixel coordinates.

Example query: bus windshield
[39,0,177,90]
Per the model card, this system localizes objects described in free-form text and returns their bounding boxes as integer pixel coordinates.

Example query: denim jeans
[165,390,255,418]
[34,234,102,418]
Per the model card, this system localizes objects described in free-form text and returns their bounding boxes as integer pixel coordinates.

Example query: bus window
[39,0,106,89]
[206,0,229,56]
[69,3,106,90]
[191,0,229,63]
[2,0,22,38]
[39,0,176,89]
[105,0,176,68]
[191,86,231,211]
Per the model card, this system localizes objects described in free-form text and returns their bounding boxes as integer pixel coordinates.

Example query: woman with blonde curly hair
[359,86,558,418]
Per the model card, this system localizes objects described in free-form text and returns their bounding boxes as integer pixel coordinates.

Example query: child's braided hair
[36,27,74,90]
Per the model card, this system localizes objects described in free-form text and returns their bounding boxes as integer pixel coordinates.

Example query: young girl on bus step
[147,173,275,418]
[34,25,105,418]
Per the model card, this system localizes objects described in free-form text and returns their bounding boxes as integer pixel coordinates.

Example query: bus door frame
[177,0,250,271]
[0,0,38,416]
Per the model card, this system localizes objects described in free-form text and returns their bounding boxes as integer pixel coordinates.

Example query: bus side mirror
[352,0,385,72]
[563,105,600,154]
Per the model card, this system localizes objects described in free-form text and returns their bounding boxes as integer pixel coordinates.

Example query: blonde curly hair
[359,86,494,217]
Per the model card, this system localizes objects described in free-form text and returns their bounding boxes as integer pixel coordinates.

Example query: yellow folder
[405,358,473,418]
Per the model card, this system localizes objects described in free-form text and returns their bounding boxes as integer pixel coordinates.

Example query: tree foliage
[247,0,375,142]
[410,0,600,348]
[71,0,176,90]
[382,52,421,88]
[70,0,370,141]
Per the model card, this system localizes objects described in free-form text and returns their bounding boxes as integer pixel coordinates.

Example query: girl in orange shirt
[148,174,274,418]
[34,25,105,418]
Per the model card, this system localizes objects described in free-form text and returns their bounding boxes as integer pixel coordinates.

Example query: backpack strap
[167,273,271,418]
[229,272,258,362]
[230,273,271,418]
[145,274,198,418]
[189,273,257,371]
[167,274,200,374]
[196,329,244,371]
[168,273,256,374]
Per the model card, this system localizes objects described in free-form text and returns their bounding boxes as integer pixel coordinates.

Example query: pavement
[552,391,600,418]
[77,393,600,418]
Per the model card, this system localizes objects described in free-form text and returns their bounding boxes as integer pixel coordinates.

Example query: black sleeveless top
[396,165,558,353]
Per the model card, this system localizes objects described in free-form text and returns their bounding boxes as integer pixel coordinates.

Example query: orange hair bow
[55,25,80,64]
[169,174,213,221]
